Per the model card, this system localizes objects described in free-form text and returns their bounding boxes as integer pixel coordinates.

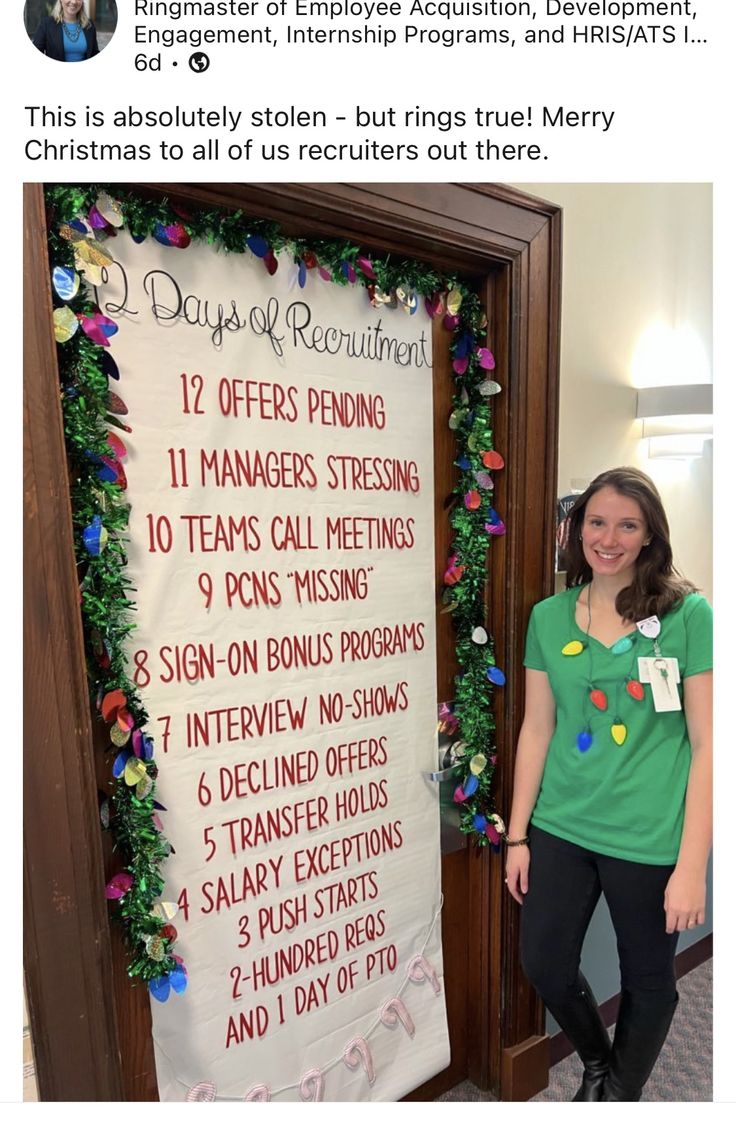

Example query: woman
[505,467,712,1101]
[32,1,99,62]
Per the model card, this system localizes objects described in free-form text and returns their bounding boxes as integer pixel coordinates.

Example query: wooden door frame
[24,181,561,1101]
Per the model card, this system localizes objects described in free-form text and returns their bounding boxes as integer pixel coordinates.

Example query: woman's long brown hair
[564,467,696,621]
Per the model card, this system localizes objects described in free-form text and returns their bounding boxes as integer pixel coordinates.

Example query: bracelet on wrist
[504,835,530,847]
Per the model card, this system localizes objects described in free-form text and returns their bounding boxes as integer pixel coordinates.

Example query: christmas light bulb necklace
[567,583,652,752]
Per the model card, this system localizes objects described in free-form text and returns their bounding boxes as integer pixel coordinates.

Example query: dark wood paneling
[501,1035,550,1101]
[23,183,124,1100]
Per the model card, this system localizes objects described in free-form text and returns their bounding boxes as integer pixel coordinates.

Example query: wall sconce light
[635,384,713,459]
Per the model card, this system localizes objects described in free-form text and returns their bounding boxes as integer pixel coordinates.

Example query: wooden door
[24,182,561,1101]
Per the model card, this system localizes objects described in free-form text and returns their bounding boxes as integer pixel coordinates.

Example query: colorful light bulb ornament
[562,639,585,656]
[486,666,506,686]
[82,515,108,555]
[611,721,628,746]
[626,678,645,701]
[577,730,594,753]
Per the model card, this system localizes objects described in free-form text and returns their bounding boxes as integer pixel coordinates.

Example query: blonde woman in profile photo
[32,1,99,61]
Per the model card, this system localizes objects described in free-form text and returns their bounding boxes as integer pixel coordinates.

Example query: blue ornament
[52,266,79,301]
[486,666,506,686]
[487,507,501,524]
[456,456,472,471]
[611,636,634,655]
[142,736,155,761]
[131,232,146,244]
[69,218,88,234]
[112,751,128,778]
[473,814,487,832]
[169,967,188,994]
[463,774,479,797]
[152,223,173,247]
[82,515,107,555]
[246,234,269,258]
[577,731,593,752]
[96,461,118,483]
[298,260,307,288]
[454,332,474,360]
[148,975,171,1002]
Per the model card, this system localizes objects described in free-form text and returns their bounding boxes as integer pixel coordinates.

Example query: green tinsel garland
[45,183,507,992]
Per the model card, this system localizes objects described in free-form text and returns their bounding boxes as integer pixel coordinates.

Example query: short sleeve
[682,594,713,677]
[523,604,546,671]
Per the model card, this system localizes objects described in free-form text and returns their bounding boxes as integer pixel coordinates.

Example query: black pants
[521,826,679,1007]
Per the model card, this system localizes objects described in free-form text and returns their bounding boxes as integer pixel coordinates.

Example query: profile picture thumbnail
[25,1,118,62]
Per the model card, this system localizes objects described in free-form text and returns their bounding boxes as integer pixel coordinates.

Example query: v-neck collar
[569,585,638,652]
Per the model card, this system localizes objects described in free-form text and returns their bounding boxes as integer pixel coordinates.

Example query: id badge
[637,656,682,712]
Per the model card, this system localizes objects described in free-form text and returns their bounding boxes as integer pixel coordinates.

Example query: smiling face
[581,486,649,585]
[61,0,83,20]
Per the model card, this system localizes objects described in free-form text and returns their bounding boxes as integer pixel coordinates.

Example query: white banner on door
[100,232,448,1102]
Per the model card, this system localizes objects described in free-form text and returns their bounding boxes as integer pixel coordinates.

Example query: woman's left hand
[663,867,706,933]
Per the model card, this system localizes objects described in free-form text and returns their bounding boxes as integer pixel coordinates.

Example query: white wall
[511,185,713,1019]
[514,183,712,599]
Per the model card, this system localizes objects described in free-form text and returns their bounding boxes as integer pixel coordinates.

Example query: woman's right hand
[504,845,530,905]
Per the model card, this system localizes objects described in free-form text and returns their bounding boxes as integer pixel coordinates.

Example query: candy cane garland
[407,954,442,995]
[243,1084,271,1101]
[299,1068,325,1102]
[343,1036,376,1085]
[380,997,416,1038]
[186,1081,216,1101]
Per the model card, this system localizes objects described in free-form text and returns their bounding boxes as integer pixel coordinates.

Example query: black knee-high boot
[600,990,679,1101]
[545,974,611,1101]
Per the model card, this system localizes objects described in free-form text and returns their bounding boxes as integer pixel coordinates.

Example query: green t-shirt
[524,587,712,864]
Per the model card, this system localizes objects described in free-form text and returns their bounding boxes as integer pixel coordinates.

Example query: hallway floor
[437,959,712,1103]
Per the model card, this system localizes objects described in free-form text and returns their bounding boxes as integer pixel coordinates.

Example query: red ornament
[481,450,505,470]
[101,688,127,723]
[160,924,178,942]
[444,555,465,585]
[590,688,608,711]
[626,679,645,701]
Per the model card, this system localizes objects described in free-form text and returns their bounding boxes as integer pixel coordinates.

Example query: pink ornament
[452,357,469,376]
[453,785,466,803]
[356,256,376,280]
[477,347,496,370]
[105,872,133,899]
[485,822,501,845]
[465,490,481,510]
[425,292,445,318]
